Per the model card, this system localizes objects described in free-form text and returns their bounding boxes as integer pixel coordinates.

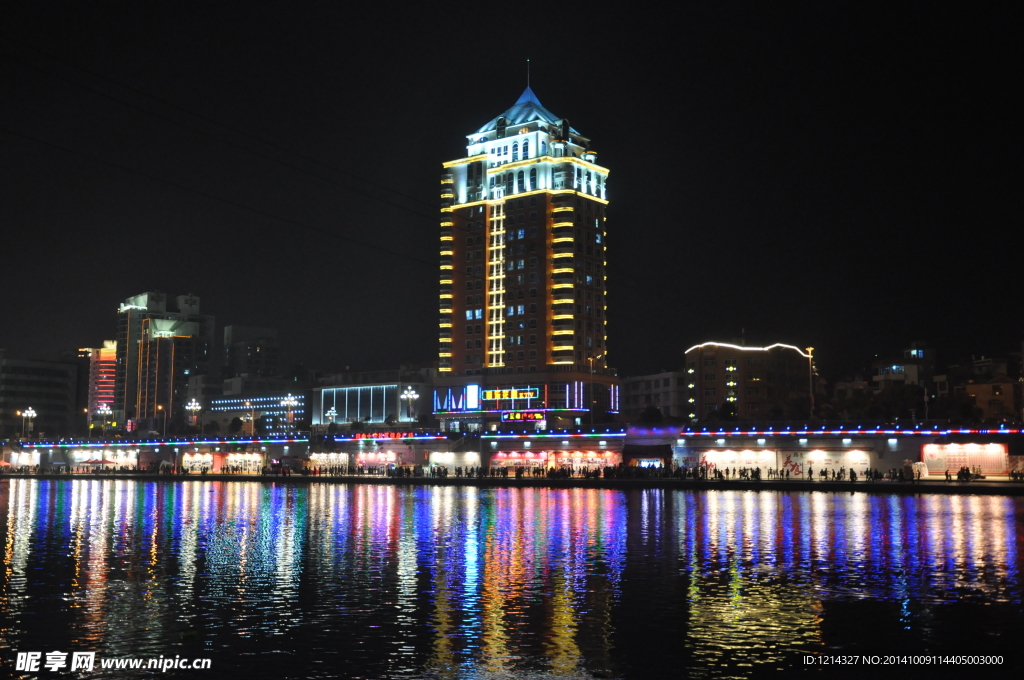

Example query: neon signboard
[482,388,539,400]
[501,411,545,422]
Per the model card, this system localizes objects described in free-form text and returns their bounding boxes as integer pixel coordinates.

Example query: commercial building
[0,350,79,438]
[114,292,215,432]
[619,372,689,420]
[223,325,281,378]
[311,368,436,427]
[207,391,309,435]
[82,341,117,429]
[434,86,617,430]
[684,342,814,422]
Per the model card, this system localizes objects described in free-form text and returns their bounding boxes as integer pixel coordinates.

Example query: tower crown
[468,87,586,148]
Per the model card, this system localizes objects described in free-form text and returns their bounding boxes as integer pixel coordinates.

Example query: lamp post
[98,404,112,437]
[325,406,338,429]
[400,387,419,422]
[806,347,815,419]
[587,353,604,427]
[157,405,167,437]
[245,401,256,437]
[186,399,202,433]
[281,394,299,431]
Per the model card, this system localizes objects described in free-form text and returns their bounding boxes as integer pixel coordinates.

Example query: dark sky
[1,2,1018,380]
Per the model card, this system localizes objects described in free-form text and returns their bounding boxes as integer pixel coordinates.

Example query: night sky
[2,2,1018,380]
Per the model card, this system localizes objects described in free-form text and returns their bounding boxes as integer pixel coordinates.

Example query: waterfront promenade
[3,470,1023,496]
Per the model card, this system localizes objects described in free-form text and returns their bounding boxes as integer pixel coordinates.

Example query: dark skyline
[2,3,1018,380]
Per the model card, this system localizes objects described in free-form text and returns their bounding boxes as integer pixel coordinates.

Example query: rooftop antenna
[527,58,530,87]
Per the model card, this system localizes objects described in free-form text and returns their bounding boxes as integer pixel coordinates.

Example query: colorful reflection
[0,480,1021,679]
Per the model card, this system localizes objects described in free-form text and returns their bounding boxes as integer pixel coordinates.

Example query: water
[1,479,1021,678]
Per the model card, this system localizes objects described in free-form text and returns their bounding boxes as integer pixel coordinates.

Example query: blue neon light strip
[482,432,627,439]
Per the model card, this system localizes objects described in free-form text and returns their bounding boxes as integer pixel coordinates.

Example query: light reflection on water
[1,479,1021,679]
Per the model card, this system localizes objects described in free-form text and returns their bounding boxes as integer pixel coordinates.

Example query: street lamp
[587,354,605,426]
[98,404,113,436]
[245,401,256,437]
[806,347,815,419]
[156,405,167,437]
[281,394,299,430]
[186,399,202,432]
[400,387,419,421]
[17,408,37,438]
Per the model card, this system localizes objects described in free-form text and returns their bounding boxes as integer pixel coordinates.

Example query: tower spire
[527,58,530,87]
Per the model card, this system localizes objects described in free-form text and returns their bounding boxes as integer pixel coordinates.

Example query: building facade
[684,343,813,422]
[84,341,117,427]
[114,292,215,431]
[619,372,689,421]
[0,350,79,438]
[223,325,280,378]
[434,87,617,430]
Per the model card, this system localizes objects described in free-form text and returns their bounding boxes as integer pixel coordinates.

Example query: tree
[203,420,221,435]
[327,422,339,434]
[637,405,664,423]
[229,417,244,434]
[385,413,397,426]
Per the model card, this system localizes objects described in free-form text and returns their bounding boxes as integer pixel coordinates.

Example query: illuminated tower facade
[435,87,618,429]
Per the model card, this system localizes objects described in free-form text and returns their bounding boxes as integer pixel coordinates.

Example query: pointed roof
[474,87,580,136]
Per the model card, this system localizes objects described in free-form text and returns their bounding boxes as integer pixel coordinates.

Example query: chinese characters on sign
[482,388,539,401]
[501,411,545,422]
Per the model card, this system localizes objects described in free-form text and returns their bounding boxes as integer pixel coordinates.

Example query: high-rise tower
[434,87,618,430]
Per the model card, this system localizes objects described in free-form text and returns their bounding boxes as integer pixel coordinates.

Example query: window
[704,388,717,397]
[705,404,718,412]
[465,311,473,320]
[522,140,529,159]
[517,304,525,315]
[529,257,538,268]
[465,325,473,333]
[529,350,537,359]
[518,229,526,239]
[528,319,537,329]
[529,167,537,191]
[518,259,525,269]
[517,170,524,192]
[703,358,716,367]
[541,140,547,155]
[512,143,519,161]
[746,388,761,396]
[529,303,537,313]
[704,373,716,381]
[474,309,483,319]
[475,339,482,349]
[529,334,537,344]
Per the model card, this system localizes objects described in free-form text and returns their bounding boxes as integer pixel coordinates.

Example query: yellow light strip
[440,265,453,270]
[439,323,452,328]
[552,361,574,365]
[552,221,573,228]
[440,193,454,199]
[552,314,574,320]
[552,207,574,213]
[440,221,454,227]
[439,337,452,343]
[440,178,454,184]
[440,207,452,213]
[439,250,453,256]
[552,268,574,274]
[553,330,573,335]
[551,283,574,289]
[440,308,452,314]
[440,279,453,285]
[442,154,489,168]
[552,345,574,351]
[439,367,452,372]
[440,236,453,241]
[553,253,573,259]
[439,294,452,299]
[439,352,452,357]
[552,237,574,243]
